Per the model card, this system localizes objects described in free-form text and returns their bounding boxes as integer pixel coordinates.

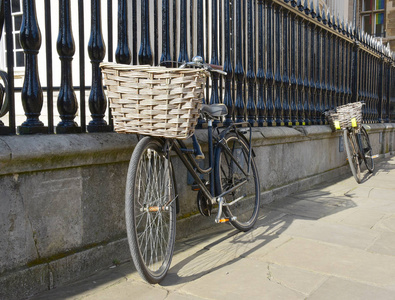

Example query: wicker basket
[100,62,208,139]
[325,102,364,131]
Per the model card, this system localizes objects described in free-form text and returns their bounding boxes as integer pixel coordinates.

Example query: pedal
[191,183,200,191]
[216,216,237,224]
[217,218,230,223]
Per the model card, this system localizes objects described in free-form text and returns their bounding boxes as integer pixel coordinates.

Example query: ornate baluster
[178,0,188,63]
[246,0,255,126]
[196,0,205,128]
[339,38,344,106]
[266,0,275,126]
[337,34,342,107]
[257,0,266,126]
[378,57,384,123]
[297,16,304,125]
[328,33,333,110]
[19,0,46,134]
[56,0,80,133]
[234,0,245,123]
[223,0,233,126]
[210,0,219,107]
[116,0,131,64]
[385,61,391,123]
[351,36,359,104]
[316,22,323,124]
[332,33,337,109]
[290,12,298,125]
[322,9,328,117]
[310,21,316,124]
[303,19,310,125]
[344,40,349,104]
[283,8,291,126]
[139,0,152,65]
[274,4,283,126]
[87,0,110,132]
[160,0,171,64]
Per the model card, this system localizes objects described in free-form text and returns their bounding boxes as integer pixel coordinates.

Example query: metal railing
[0,0,394,136]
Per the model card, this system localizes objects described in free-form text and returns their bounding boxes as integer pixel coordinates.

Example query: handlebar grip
[208,64,223,71]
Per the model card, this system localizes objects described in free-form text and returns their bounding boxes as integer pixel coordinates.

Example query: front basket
[101,62,208,139]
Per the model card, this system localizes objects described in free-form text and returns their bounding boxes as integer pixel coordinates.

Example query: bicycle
[101,57,260,284]
[326,102,375,183]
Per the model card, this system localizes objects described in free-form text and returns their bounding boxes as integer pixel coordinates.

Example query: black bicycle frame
[168,121,254,206]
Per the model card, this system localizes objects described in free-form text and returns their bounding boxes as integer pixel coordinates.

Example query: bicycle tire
[343,129,361,183]
[360,127,374,173]
[0,70,9,118]
[214,132,260,231]
[125,136,176,284]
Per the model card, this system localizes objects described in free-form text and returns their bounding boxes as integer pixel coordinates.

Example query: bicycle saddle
[200,104,228,119]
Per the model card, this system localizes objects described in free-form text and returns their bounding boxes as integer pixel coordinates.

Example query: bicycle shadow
[358,156,395,183]
[160,180,357,287]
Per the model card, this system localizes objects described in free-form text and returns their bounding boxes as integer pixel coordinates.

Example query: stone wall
[0,124,394,299]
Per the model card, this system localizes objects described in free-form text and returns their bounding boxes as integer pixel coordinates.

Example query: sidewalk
[29,156,395,300]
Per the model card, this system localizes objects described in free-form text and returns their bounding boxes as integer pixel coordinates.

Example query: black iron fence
[0,0,394,136]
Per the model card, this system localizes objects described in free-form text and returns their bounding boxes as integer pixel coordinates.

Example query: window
[5,0,24,68]
[361,0,385,37]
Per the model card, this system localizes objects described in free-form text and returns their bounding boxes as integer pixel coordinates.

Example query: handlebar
[179,56,227,76]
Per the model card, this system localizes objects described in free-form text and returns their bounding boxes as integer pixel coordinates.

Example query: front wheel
[125,137,176,284]
[215,132,260,231]
[360,127,374,173]
[343,128,362,183]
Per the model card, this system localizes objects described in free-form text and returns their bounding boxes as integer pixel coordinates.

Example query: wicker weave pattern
[325,102,364,131]
[100,63,208,139]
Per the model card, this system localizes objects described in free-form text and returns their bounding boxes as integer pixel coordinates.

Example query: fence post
[19,0,47,134]
[257,0,265,127]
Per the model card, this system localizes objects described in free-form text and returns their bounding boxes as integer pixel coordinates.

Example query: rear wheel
[125,137,176,284]
[360,127,374,173]
[215,132,260,231]
[343,129,361,183]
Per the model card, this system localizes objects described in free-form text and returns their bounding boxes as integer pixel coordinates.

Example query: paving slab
[308,277,395,300]
[367,231,395,256]
[263,237,395,289]
[178,258,305,300]
[27,156,395,300]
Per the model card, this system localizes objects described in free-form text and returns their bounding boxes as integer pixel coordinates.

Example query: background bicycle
[325,102,375,183]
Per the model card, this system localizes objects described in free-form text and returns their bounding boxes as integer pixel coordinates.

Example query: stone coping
[0,124,394,176]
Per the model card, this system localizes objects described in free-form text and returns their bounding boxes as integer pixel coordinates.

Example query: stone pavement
[29,156,395,300]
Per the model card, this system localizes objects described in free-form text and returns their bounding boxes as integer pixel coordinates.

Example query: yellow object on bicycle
[334,121,341,130]
[351,118,357,128]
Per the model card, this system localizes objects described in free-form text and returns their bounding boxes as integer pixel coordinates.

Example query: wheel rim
[361,129,374,171]
[218,137,258,226]
[347,131,361,181]
[132,147,175,276]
